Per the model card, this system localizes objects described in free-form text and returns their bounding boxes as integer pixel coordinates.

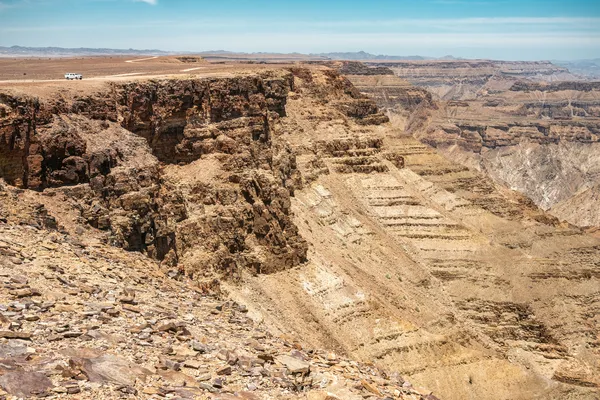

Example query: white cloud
[306,17,600,29]
[134,0,157,4]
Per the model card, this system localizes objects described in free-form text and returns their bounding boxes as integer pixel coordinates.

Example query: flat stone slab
[72,354,152,386]
[276,354,310,374]
[0,371,53,398]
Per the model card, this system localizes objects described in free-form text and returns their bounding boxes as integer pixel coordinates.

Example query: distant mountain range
[309,51,464,61]
[0,46,464,61]
[310,51,429,60]
[0,45,169,57]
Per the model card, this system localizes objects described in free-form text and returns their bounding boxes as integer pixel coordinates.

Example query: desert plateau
[0,0,599,399]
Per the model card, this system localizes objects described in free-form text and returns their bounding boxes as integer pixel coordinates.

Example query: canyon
[0,59,598,400]
[350,60,600,232]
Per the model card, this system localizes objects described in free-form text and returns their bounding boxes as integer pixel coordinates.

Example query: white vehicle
[64,73,83,80]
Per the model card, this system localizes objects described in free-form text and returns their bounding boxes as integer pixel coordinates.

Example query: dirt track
[0,55,297,82]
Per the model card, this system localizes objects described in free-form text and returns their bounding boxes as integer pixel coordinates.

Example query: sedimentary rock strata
[367,60,574,101]
[353,59,600,230]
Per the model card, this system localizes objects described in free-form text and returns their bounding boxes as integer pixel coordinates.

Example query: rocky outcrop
[304,60,395,76]
[0,74,294,189]
[115,74,292,163]
[517,100,600,119]
[0,68,389,277]
[373,60,567,72]
[290,67,390,125]
[173,169,308,276]
[347,75,434,111]
[0,73,303,273]
[0,95,52,189]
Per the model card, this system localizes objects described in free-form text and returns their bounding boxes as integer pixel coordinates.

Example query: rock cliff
[0,72,308,276]
[0,68,390,278]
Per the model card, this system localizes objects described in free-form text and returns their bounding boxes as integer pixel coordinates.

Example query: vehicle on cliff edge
[64,73,83,80]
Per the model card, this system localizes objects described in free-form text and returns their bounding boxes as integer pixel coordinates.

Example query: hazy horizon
[0,0,599,61]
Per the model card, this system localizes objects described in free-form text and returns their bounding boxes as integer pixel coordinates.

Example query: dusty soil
[0,55,298,82]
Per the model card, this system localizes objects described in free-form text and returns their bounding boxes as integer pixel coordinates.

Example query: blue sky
[0,0,599,60]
